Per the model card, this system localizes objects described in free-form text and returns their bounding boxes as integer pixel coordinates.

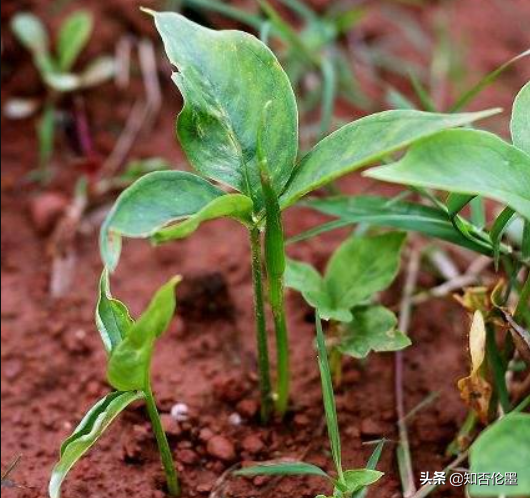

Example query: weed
[99,10,497,423]
[49,272,181,497]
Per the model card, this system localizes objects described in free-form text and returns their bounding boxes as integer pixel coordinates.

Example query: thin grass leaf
[451,49,530,112]
[315,313,344,482]
[351,439,385,498]
[408,71,436,111]
[319,58,337,139]
[180,0,264,30]
[235,461,330,479]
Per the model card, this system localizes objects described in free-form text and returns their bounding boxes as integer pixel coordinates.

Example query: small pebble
[170,403,189,422]
[228,412,242,426]
[207,435,236,462]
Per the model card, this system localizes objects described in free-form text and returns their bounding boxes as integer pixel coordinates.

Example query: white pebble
[170,403,189,422]
[228,412,242,426]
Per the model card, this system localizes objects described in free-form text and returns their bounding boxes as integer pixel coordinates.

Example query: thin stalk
[486,323,511,413]
[446,411,477,456]
[396,249,421,498]
[250,227,274,422]
[144,385,180,496]
[514,273,530,324]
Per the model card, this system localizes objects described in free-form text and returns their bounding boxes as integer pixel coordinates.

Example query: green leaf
[511,81,530,155]
[304,195,492,255]
[316,313,343,481]
[107,277,180,391]
[366,129,530,221]
[100,171,224,270]
[49,391,144,498]
[491,207,516,267]
[280,109,500,208]
[337,306,411,358]
[285,259,350,322]
[352,440,386,498]
[286,233,406,321]
[469,412,530,497]
[11,12,49,57]
[57,10,93,71]
[148,11,298,206]
[95,269,133,353]
[235,461,330,479]
[324,233,406,315]
[153,194,253,243]
[11,13,55,76]
[341,470,384,494]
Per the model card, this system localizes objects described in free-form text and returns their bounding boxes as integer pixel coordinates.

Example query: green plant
[235,313,385,498]
[100,10,498,422]
[285,232,410,382]
[10,11,115,180]
[49,272,181,497]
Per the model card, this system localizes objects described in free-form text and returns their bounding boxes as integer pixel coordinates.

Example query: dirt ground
[1,1,529,497]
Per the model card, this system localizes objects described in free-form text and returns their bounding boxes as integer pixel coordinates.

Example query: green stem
[144,385,180,496]
[268,268,290,416]
[514,272,530,324]
[250,227,274,422]
[486,324,511,414]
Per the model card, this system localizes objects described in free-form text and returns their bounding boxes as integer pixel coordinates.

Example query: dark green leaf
[337,306,411,358]
[107,277,180,391]
[57,10,93,71]
[280,109,500,208]
[305,195,492,254]
[49,391,144,498]
[316,313,343,480]
[147,10,298,206]
[153,194,253,243]
[324,233,406,314]
[100,171,225,270]
[95,269,133,353]
[469,412,530,497]
[235,461,330,479]
[366,130,530,220]
[490,207,516,267]
[511,81,530,155]
[446,193,476,218]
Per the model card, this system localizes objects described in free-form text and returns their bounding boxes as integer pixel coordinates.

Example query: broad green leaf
[280,109,500,208]
[305,195,493,255]
[235,461,330,479]
[49,391,144,498]
[147,10,298,206]
[100,171,224,270]
[325,233,406,314]
[338,306,411,358]
[107,277,180,391]
[366,130,530,221]
[511,81,530,155]
[469,413,530,497]
[95,269,133,353]
[57,11,93,71]
[153,194,253,243]
[340,470,384,494]
[316,314,343,481]
[285,259,351,322]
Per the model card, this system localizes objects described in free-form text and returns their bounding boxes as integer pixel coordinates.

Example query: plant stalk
[250,227,274,422]
[144,385,180,496]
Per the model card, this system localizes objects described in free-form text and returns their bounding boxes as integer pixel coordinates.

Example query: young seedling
[285,232,411,383]
[10,11,115,180]
[49,271,181,497]
[100,9,499,422]
[235,313,385,498]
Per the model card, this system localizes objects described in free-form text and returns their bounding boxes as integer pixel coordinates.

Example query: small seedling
[285,232,410,381]
[10,11,115,180]
[235,313,385,498]
[49,271,181,497]
[100,9,498,422]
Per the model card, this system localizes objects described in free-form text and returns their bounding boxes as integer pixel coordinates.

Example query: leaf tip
[139,7,156,17]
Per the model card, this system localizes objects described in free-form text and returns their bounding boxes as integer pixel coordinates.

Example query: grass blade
[315,312,344,483]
